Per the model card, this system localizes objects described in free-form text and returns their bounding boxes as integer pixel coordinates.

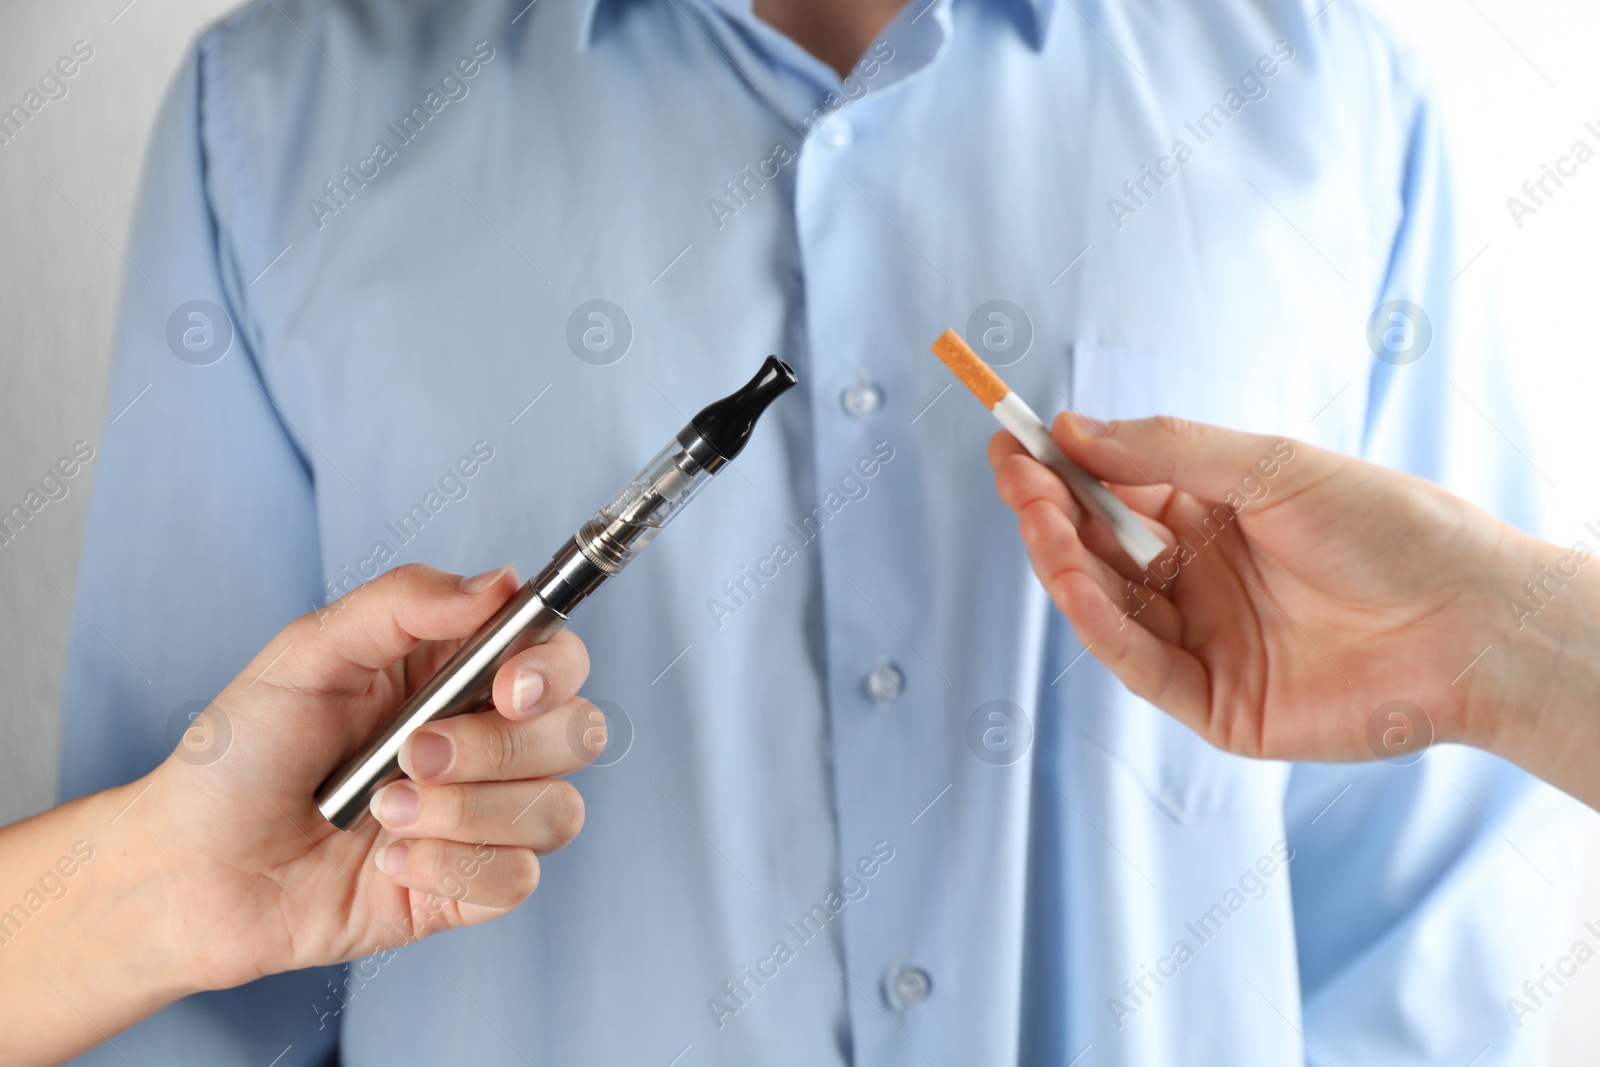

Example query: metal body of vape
[316,357,797,830]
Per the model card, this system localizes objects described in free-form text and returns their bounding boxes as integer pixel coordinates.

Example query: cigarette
[929,329,1166,569]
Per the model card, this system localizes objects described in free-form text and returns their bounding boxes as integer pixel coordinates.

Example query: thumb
[280,562,520,682]
[1052,411,1305,499]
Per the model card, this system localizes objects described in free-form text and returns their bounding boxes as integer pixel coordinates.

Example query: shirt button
[887,966,932,1009]
[841,379,882,419]
[824,118,852,149]
[864,661,904,705]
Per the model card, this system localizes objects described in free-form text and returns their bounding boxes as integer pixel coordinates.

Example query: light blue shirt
[62,0,1583,1063]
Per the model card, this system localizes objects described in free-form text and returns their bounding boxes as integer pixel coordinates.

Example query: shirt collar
[578,0,1056,53]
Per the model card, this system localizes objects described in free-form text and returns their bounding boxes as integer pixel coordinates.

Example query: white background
[0,0,1596,1058]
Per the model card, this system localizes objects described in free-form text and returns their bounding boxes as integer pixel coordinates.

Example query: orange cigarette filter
[931,329,1008,409]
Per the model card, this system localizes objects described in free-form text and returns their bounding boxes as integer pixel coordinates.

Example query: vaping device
[316,356,797,830]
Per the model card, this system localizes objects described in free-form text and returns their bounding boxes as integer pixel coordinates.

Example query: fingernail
[460,563,515,594]
[408,730,454,779]
[377,841,409,875]
[511,668,546,716]
[375,781,420,827]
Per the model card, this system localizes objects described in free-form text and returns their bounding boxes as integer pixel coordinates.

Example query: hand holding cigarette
[989,411,1600,807]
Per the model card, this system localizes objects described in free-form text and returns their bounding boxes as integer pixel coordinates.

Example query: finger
[1104,480,1179,524]
[993,445,1081,523]
[1052,411,1308,501]
[399,697,604,784]
[275,563,521,687]
[489,630,591,721]
[987,427,1030,472]
[996,428,1174,521]
[1047,569,1212,735]
[371,778,586,853]
[1016,496,1184,644]
[995,451,1167,584]
[374,837,540,910]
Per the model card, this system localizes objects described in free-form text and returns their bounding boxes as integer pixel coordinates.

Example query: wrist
[0,771,206,1065]
[129,761,270,996]
[1439,525,1525,751]
[87,770,215,1000]
[1460,531,1600,799]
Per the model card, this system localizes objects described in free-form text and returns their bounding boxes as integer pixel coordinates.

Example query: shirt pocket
[1067,337,1363,454]
[1052,661,1282,824]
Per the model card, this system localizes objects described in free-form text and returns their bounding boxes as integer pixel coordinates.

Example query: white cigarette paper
[992,393,1166,568]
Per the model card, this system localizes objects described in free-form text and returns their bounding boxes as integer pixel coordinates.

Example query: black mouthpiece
[690,356,797,461]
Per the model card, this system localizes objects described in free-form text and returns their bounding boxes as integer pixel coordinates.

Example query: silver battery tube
[315,542,599,830]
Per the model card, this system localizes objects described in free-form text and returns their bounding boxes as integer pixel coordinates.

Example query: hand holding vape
[316,357,797,830]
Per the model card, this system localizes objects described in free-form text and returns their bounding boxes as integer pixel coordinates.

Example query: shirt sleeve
[1283,49,1587,1067]
[59,36,341,1067]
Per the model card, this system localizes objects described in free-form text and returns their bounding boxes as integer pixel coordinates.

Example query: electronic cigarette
[316,356,797,830]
